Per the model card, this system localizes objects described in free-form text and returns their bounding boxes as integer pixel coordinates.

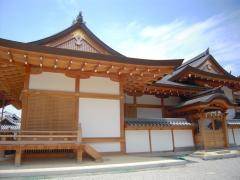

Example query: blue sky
[0,0,240,115]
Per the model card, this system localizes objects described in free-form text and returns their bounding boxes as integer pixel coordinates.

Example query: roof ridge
[177,48,209,70]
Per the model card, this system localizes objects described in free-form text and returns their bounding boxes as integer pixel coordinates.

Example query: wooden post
[232,128,236,145]
[21,66,30,130]
[171,129,175,152]
[119,77,126,153]
[15,149,22,166]
[75,77,80,143]
[222,112,229,148]
[148,129,152,153]
[198,111,207,150]
[76,149,83,163]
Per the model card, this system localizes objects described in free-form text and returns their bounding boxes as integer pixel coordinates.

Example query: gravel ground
[40,157,240,180]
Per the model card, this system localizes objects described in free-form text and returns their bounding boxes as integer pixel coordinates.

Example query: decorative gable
[29,12,123,56]
[199,59,224,75]
[55,37,99,53]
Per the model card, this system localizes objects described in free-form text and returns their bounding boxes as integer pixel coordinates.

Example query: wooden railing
[0,128,82,145]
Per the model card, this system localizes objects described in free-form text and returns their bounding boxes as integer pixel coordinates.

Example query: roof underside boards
[125,118,195,127]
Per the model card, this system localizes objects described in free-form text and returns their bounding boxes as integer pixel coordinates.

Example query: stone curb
[0,159,186,178]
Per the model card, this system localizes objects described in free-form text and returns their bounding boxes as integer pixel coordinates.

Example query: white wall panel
[125,94,134,104]
[151,130,173,151]
[80,76,119,94]
[173,130,194,147]
[233,128,240,145]
[227,109,235,120]
[221,86,233,101]
[137,108,162,119]
[79,98,120,137]
[125,130,150,153]
[88,142,120,152]
[228,128,235,145]
[164,97,181,106]
[136,95,161,105]
[29,72,75,91]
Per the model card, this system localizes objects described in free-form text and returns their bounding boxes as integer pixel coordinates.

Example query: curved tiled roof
[29,20,124,57]
[0,38,183,67]
[125,118,194,127]
[228,119,240,126]
[174,93,235,109]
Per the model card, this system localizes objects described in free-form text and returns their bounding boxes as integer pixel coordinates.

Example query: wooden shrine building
[0,12,240,165]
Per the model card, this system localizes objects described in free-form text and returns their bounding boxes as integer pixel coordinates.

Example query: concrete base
[190,149,240,160]
[0,154,187,178]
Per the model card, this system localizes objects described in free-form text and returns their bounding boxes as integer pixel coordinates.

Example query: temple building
[0,12,240,165]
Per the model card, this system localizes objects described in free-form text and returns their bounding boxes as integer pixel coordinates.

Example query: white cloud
[103,10,240,76]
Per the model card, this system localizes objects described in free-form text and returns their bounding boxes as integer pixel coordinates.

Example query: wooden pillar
[75,77,81,143]
[76,149,83,163]
[15,149,22,166]
[171,129,175,152]
[21,66,30,130]
[119,77,126,153]
[198,111,207,149]
[232,128,236,145]
[222,112,229,148]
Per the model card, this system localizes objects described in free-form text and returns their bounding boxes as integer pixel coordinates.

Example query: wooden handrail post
[77,123,82,143]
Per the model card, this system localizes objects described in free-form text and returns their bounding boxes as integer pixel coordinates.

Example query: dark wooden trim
[171,129,175,152]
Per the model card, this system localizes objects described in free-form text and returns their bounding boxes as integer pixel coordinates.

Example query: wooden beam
[82,137,121,143]
[79,92,121,100]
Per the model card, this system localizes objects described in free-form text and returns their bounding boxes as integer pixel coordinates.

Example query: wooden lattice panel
[23,93,77,131]
[56,38,99,53]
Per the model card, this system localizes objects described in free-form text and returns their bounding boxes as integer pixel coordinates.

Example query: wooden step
[83,144,102,161]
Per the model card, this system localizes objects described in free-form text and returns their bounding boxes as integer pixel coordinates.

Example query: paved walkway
[0,154,186,178]
[34,157,240,180]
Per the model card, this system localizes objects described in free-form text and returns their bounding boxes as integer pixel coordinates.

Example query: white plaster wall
[29,72,75,91]
[228,128,235,145]
[233,128,240,145]
[88,142,120,152]
[136,95,161,105]
[79,98,120,137]
[227,108,235,120]
[137,108,162,119]
[80,76,119,94]
[125,130,150,153]
[125,94,134,104]
[221,86,233,101]
[164,96,181,106]
[173,130,194,147]
[150,130,173,151]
